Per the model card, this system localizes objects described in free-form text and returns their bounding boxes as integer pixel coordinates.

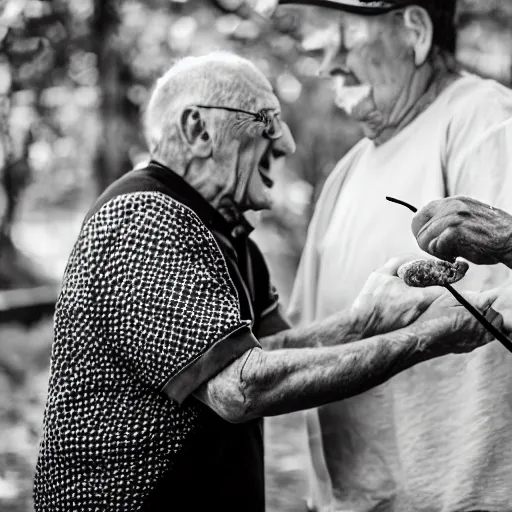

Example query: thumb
[377,254,425,276]
[463,289,500,312]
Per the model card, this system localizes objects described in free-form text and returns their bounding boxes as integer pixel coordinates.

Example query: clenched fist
[411,196,512,267]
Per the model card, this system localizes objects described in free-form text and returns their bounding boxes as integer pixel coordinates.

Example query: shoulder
[439,74,512,161]
[73,190,240,300]
[444,74,512,132]
[79,191,225,268]
[85,191,207,236]
[444,73,512,105]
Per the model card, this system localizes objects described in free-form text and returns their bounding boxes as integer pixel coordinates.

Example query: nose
[317,44,341,78]
[301,24,343,78]
[272,122,296,158]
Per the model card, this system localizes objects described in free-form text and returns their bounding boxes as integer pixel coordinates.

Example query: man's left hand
[351,255,445,338]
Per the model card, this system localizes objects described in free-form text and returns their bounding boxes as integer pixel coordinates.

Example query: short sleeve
[442,80,512,290]
[80,192,260,404]
[444,80,512,207]
[449,117,512,210]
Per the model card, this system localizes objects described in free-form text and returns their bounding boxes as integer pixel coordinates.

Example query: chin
[359,111,387,141]
[251,200,273,212]
[247,194,273,212]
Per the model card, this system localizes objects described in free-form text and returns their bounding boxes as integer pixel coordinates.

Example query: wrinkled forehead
[253,87,280,113]
[211,63,280,112]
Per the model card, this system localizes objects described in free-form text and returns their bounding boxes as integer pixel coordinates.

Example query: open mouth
[331,69,360,87]
[258,148,274,189]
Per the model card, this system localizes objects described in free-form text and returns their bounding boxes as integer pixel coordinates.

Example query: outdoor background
[0,1,511,510]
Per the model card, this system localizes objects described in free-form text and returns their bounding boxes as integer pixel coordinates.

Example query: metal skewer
[386,196,512,353]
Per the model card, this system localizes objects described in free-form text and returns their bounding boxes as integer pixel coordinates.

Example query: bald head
[142,51,295,213]
[144,52,275,153]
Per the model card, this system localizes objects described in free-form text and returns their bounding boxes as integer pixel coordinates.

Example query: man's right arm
[193,290,501,423]
[195,324,425,422]
[261,256,446,350]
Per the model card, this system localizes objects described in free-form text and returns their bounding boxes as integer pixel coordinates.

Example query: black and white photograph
[1,0,512,511]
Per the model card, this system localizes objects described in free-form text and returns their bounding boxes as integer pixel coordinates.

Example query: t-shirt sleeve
[445,82,512,209]
[82,191,260,404]
[449,118,512,210]
[443,81,512,290]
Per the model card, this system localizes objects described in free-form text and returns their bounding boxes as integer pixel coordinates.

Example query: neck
[371,51,460,146]
[152,155,235,210]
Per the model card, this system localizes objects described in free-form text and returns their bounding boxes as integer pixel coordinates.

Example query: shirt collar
[147,160,254,239]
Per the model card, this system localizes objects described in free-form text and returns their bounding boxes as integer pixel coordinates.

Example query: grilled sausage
[397,259,469,288]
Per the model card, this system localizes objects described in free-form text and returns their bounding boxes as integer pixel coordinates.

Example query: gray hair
[143,52,272,159]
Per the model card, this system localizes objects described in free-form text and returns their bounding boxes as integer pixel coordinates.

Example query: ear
[179,107,213,159]
[402,6,433,66]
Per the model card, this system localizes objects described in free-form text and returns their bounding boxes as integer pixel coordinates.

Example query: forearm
[260,309,362,350]
[242,323,436,419]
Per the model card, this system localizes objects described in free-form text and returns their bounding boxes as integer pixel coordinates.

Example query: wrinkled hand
[351,256,445,338]
[413,288,503,355]
[483,285,512,335]
[411,196,512,267]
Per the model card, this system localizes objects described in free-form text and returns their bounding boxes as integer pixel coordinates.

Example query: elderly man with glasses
[243,1,512,511]
[33,52,504,512]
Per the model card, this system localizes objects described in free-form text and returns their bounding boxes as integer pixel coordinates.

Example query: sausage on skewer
[397,259,469,288]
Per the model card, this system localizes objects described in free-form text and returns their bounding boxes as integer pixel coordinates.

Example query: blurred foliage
[0,3,362,507]
[0,1,511,510]
[1,0,510,286]
[0,0,364,289]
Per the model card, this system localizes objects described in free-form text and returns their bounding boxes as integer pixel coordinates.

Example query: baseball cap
[245,0,449,19]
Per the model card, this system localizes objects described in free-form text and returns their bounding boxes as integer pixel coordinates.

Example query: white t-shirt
[288,73,512,512]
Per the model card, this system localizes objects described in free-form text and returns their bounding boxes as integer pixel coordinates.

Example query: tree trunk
[92,0,131,193]
[0,58,15,243]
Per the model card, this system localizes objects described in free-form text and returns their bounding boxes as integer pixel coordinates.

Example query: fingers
[412,199,464,262]
[411,199,453,239]
[426,229,461,262]
[411,198,464,238]
[483,307,505,335]
[474,288,501,310]
[490,286,512,333]
[376,254,424,276]
[411,201,438,238]
[414,216,459,261]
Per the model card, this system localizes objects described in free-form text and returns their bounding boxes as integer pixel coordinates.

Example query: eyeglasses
[195,104,283,140]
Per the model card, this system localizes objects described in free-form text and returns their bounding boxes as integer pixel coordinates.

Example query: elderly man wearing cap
[246,1,512,511]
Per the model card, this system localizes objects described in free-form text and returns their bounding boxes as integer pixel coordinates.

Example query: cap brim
[256,0,411,18]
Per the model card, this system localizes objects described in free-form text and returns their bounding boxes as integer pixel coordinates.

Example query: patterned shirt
[34,161,281,511]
